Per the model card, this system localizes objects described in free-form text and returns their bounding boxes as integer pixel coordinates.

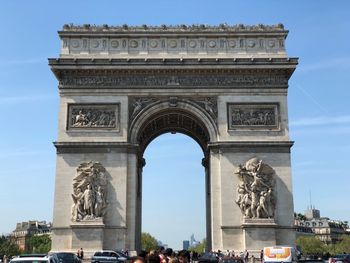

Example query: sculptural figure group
[235,158,275,219]
[72,109,116,128]
[71,161,108,221]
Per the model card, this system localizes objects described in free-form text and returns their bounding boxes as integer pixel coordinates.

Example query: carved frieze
[129,96,218,125]
[235,158,275,219]
[60,74,288,88]
[71,161,108,222]
[228,103,279,130]
[68,104,120,130]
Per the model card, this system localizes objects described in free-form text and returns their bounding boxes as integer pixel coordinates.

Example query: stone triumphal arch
[49,24,298,253]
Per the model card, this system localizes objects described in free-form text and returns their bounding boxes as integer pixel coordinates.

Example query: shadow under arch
[129,100,218,251]
[129,100,218,154]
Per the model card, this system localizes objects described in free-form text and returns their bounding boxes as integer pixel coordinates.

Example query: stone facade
[11,221,52,251]
[50,24,298,254]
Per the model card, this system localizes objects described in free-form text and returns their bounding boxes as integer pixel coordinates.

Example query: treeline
[297,235,350,257]
[0,234,51,256]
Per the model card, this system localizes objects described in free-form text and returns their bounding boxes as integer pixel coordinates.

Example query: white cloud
[298,57,350,73]
[290,115,350,127]
[0,58,45,66]
[0,94,56,105]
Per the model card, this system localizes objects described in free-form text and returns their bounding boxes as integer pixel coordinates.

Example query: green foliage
[189,238,206,254]
[141,232,158,252]
[0,235,20,257]
[294,213,307,221]
[334,235,350,254]
[26,234,51,253]
[297,235,350,257]
[297,236,325,256]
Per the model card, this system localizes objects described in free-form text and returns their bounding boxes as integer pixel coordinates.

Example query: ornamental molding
[61,23,286,32]
[58,24,288,58]
[58,73,288,89]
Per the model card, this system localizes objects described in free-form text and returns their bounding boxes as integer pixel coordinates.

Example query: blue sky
[0,0,349,250]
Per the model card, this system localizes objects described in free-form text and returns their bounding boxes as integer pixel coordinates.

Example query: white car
[10,254,60,263]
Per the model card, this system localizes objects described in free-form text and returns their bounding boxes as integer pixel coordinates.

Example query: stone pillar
[210,149,222,251]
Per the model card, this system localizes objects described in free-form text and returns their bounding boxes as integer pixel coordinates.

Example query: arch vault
[49,24,298,254]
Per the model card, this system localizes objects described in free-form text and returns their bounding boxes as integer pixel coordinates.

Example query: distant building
[305,206,320,220]
[11,220,51,251]
[157,240,168,249]
[295,207,349,245]
[183,240,190,250]
[190,234,200,247]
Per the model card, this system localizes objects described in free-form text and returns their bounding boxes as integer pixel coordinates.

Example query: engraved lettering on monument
[68,104,120,130]
[71,161,108,222]
[59,74,288,88]
[235,157,275,219]
[228,103,278,130]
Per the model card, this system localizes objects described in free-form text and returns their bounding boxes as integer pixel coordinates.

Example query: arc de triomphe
[49,24,298,253]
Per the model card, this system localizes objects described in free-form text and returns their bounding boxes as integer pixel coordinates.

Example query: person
[130,256,146,263]
[80,248,84,260]
[260,250,264,263]
[244,250,249,263]
[77,248,81,259]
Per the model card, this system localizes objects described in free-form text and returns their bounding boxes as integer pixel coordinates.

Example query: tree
[294,213,307,221]
[141,232,158,252]
[297,236,325,256]
[335,235,350,254]
[26,234,51,253]
[0,235,20,256]
[189,238,206,254]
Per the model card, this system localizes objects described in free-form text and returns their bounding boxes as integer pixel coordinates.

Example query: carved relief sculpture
[192,97,218,123]
[130,98,157,119]
[71,161,108,222]
[235,157,275,219]
[60,74,288,88]
[228,104,278,130]
[68,104,119,130]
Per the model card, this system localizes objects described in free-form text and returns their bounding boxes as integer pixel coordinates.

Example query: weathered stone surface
[59,24,288,59]
[50,24,297,253]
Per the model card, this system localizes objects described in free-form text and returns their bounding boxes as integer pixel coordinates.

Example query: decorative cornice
[57,24,290,59]
[49,57,298,66]
[60,23,286,33]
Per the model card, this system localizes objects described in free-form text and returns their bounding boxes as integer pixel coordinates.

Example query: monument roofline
[58,24,291,59]
[59,23,287,34]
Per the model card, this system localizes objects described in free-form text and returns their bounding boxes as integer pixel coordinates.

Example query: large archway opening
[142,133,205,249]
[131,106,215,252]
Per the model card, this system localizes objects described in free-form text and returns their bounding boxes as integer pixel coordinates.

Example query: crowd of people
[126,247,263,263]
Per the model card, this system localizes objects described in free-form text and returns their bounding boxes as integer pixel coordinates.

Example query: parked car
[50,253,81,263]
[329,254,350,263]
[198,253,221,263]
[10,254,60,263]
[219,257,244,263]
[91,250,129,263]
